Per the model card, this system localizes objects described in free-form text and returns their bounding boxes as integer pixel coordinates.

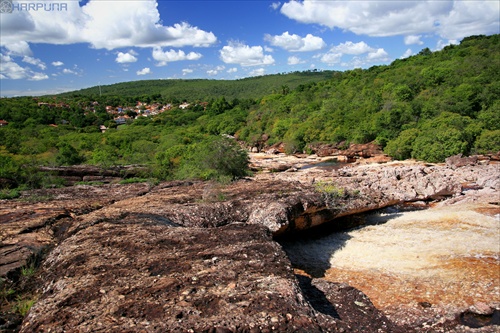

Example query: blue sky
[1,0,499,96]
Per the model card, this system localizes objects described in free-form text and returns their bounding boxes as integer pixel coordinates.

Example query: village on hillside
[0,98,208,132]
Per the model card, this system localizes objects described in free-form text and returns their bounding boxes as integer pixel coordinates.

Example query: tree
[55,143,83,166]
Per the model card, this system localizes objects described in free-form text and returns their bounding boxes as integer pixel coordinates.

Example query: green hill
[59,70,336,101]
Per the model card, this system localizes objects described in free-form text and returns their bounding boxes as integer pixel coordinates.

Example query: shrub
[55,143,83,166]
[474,130,500,154]
[384,128,420,160]
[314,181,346,209]
[176,136,249,181]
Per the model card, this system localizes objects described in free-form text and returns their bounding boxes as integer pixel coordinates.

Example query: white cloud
[249,68,266,76]
[30,72,49,81]
[264,31,325,52]
[320,52,342,65]
[280,0,499,40]
[116,51,138,64]
[271,2,281,11]
[436,39,459,51]
[182,68,193,75]
[401,49,414,59]
[4,41,32,56]
[152,48,202,66]
[0,1,217,50]
[320,41,389,66]
[22,56,46,70]
[62,68,76,74]
[227,67,238,73]
[0,53,48,80]
[52,61,64,67]
[437,1,500,40]
[220,42,275,67]
[206,65,225,76]
[404,35,424,45]
[330,41,373,55]
[367,48,389,61]
[287,56,302,65]
[137,67,151,75]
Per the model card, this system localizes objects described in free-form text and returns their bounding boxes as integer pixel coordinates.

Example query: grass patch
[20,263,37,278]
[0,188,22,200]
[12,295,37,316]
[19,193,54,203]
[75,181,105,186]
[313,181,360,209]
[119,177,149,184]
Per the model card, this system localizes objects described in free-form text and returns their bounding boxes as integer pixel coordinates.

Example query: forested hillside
[58,70,336,101]
[1,34,499,193]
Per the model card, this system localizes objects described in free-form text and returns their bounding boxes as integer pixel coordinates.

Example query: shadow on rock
[296,274,340,319]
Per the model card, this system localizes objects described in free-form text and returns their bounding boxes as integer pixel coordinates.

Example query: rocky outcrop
[1,158,499,332]
[36,165,149,185]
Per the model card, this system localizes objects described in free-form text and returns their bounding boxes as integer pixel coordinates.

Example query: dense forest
[1,34,499,194]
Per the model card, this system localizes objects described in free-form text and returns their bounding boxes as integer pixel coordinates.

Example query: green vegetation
[20,263,37,278]
[0,35,499,191]
[313,181,356,209]
[59,70,335,101]
[12,295,37,316]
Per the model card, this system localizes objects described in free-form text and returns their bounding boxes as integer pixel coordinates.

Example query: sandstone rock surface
[1,155,499,332]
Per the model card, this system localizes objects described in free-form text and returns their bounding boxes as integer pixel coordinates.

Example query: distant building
[0,120,8,127]
[179,102,190,109]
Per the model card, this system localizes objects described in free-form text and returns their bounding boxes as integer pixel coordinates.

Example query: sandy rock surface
[1,154,499,332]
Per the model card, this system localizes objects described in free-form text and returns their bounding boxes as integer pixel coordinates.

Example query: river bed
[281,201,500,327]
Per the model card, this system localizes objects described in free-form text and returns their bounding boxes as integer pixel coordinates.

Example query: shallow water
[281,202,500,323]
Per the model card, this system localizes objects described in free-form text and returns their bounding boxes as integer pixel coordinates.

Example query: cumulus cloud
[366,48,389,61]
[401,49,414,59]
[30,72,49,81]
[319,40,389,66]
[52,61,64,67]
[4,41,32,56]
[62,68,77,75]
[404,35,424,45]
[330,41,373,55]
[152,48,202,66]
[220,42,274,67]
[320,53,342,65]
[182,68,193,75]
[22,56,46,70]
[249,68,266,76]
[436,39,459,51]
[116,51,138,64]
[227,67,238,73]
[287,56,302,65]
[137,67,151,75]
[206,65,226,76]
[264,31,325,52]
[280,0,499,40]
[0,53,48,80]
[0,0,217,50]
